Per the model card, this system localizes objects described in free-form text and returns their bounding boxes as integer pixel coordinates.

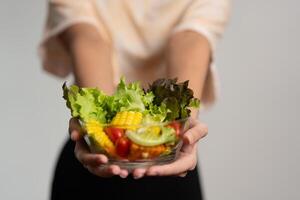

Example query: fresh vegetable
[63,77,200,124]
[63,83,107,123]
[111,111,143,130]
[142,103,168,124]
[116,137,131,158]
[104,77,153,121]
[147,126,161,136]
[62,77,200,160]
[167,121,181,136]
[85,120,115,155]
[129,143,166,160]
[126,126,176,147]
[104,127,124,143]
[148,78,200,121]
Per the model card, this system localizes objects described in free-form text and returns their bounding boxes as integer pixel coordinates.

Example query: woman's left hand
[132,118,208,179]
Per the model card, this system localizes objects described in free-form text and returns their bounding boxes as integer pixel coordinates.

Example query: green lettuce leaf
[104,77,148,121]
[142,103,169,124]
[62,77,200,125]
[62,83,107,123]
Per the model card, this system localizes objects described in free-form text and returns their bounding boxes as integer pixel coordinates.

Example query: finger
[119,169,129,178]
[146,153,196,176]
[183,122,208,145]
[75,140,108,166]
[178,172,188,178]
[107,165,121,175]
[132,168,147,179]
[70,130,81,141]
[184,122,208,144]
[69,118,83,139]
[87,164,121,178]
[182,140,198,156]
[76,152,108,167]
[87,166,114,178]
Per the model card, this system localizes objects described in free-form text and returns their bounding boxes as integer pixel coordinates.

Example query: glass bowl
[83,118,190,171]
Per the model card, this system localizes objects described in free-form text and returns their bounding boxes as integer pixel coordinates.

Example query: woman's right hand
[69,118,129,178]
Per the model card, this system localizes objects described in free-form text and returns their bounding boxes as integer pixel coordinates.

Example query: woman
[39,0,230,199]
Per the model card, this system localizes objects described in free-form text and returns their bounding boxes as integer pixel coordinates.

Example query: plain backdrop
[0,0,299,199]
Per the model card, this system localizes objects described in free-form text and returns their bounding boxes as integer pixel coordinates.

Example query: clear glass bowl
[83,118,190,171]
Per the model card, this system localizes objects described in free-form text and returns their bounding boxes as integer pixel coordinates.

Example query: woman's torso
[94,0,194,86]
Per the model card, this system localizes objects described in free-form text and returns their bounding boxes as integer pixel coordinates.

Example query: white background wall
[0,0,299,199]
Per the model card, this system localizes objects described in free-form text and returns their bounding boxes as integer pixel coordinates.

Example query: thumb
[69,118,83,141]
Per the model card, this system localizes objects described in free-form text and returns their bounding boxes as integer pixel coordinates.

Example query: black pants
[51,139,203,200]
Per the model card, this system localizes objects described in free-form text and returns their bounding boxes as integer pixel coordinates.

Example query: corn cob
[85,119,115,155]
[129,143,166,160]
[111,111,143,130]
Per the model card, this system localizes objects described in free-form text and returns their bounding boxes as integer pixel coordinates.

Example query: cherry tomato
[168,121,181,136]
[116,137,131,158]
[104,127,124,143]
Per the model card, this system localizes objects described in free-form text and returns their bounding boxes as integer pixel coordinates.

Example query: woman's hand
[69,118,129,178]
[132,118,208,179]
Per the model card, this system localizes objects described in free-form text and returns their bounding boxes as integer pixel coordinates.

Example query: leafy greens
[148,78,200,121]
[62,77,200,124]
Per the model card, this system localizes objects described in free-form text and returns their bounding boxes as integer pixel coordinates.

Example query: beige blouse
[39,0,230,105]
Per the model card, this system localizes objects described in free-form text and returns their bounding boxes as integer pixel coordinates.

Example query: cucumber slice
[126,126,176,146]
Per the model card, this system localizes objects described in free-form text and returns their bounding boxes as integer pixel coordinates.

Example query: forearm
[166,31,211,117]
[59,24,115,94]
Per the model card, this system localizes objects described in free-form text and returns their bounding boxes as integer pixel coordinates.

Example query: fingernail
[98,157,108,164]
[70,132,76,140]
[133,174,143,179]
[120,174,127,178]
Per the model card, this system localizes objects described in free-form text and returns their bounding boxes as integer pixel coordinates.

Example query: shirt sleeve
[172,0,231,106]
[38,0,108,78]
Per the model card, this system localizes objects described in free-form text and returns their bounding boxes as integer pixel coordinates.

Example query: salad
[63,77,200,161]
